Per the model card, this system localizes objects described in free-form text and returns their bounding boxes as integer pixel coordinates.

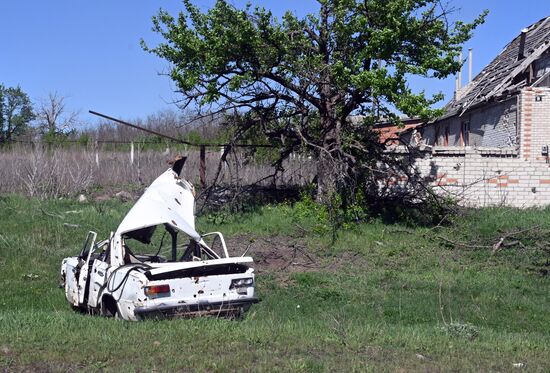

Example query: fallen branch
[491,237,506,255]
[63,223,80,228]
[535,242,550,254]
[240,242,253,257]
[435,225,546,255]
[435,235,491,250]
[40,208,64,219]
[281,246,299,271]
[491,225,541,256]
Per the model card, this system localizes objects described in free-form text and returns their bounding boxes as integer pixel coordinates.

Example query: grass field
[0,195,548,372]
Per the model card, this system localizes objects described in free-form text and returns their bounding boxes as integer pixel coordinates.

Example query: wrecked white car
[60,158,257,320]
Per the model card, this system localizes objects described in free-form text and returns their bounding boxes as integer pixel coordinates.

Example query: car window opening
[122,223,221,265]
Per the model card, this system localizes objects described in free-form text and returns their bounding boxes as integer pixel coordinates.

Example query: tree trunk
[316,116,344,203]
[316,150,338,203]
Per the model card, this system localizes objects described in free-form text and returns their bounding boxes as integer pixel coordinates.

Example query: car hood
[115,167,200,242]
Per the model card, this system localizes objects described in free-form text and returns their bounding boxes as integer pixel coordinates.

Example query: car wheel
[100,296,122,319]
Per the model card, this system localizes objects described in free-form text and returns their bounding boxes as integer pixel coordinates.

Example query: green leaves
[143,0,485,119]
[142,0,486,203]
[0,84,34,143]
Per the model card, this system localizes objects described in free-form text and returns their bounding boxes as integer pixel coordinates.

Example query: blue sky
[1,1,548,127]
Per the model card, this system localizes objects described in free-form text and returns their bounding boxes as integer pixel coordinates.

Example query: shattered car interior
[60,157,258,320]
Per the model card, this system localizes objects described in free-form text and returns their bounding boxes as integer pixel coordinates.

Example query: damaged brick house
[397,15,550,207]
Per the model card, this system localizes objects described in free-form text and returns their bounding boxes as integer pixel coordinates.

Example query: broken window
[122,224,221,264]
[461,121,470,146]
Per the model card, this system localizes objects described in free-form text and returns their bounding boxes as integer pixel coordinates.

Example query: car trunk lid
[143,257,253,281]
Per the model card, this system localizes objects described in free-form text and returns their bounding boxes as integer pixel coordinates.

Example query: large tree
[142,0,485,202]
[0,84,34,143]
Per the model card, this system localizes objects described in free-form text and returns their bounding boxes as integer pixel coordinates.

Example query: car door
[77,232,97,305]
[87,242,110,309]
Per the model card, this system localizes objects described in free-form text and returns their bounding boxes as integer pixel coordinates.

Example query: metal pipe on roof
[458,50,463,90]
[468,48,473,83]
[518,28,528,60]
[454,76,458,99]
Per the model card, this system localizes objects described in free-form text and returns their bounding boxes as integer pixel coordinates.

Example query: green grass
[0,195,548,372]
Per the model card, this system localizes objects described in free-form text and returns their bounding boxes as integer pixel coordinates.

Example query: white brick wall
[390,88,550,207]
[403,147,550,207]
[522,87,550,161]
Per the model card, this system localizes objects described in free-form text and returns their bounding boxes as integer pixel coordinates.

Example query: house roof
[373,118,423,144]
[445,15,550,117]
[349,115,424,144]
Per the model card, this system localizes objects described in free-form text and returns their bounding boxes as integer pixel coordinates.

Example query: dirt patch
[224,234,367,284]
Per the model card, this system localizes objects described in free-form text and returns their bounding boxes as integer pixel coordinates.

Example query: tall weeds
[0,143,315,198]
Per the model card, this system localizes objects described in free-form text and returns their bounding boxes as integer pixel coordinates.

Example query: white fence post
[95,140,99,167]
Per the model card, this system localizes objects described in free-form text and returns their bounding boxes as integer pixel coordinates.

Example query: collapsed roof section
[115,157,201,243]
[446,15,550,118]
